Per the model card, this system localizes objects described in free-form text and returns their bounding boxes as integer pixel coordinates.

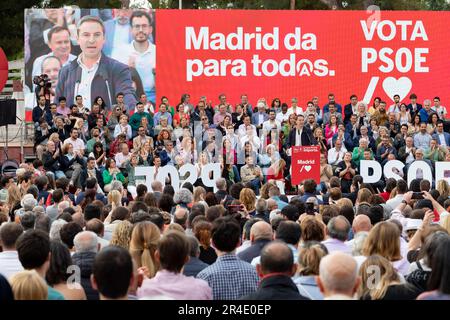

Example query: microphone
[98,67,113,109]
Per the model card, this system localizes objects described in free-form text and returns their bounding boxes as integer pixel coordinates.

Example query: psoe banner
[291,146,321,185]
[156,10,450,110]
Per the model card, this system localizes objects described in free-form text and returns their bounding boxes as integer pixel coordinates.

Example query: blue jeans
[47,170,66,179]
[249,178,261,195]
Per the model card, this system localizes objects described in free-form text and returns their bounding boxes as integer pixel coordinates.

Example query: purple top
[137,270,212,300]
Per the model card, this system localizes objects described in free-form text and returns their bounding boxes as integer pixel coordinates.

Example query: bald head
[352,214,372,234]
[317,252,359,298]
[259,241,295,276]
[250,221,273,242]
[174,207,188,229]
[73,231,98,253]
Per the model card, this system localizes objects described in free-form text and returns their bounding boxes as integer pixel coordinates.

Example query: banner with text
[156,10,450,109]
[291,146,321,185]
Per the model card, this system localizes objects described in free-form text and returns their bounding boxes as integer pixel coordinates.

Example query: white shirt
[76,55,100,110]
[287,106,304,116]
[276,111,289,124]
[115,152,131,168]
[262,119,281,134]
[432,105,447,119]
[97,236,110,250]
[114,124,132,140]
[295,128,303,146]
[258,113,265,125]
[0,251,24,280]
[327,147,347,165]
[64,137,85,154]
[111,23,132,61]
[117,41,156,100]
[404,146,415,164]
[388,104,400,115]
[238,124,257,139]
[241,135,261,151]
[386,194,404,212]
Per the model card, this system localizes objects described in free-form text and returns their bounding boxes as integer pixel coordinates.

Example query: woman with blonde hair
[293,241,328,300]
[356,188,373,206]
[193,186,208,209]
[10,270,48,300]
[362,221,410,275]
[239,188,256,216]
[436,179,450,199]
[194,220,217,265]
[110,220,133,249]
[358,255,420,300]
[335,198,353,209]
[107,190,122,209]
[7,184,22,222]
[266,158,286,183]
[129,221,161,278]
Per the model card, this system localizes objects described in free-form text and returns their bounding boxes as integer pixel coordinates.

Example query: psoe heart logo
[382,76,412,101]
[299,165,312,172]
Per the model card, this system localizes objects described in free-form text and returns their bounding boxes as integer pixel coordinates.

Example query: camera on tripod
[33,74,52,88]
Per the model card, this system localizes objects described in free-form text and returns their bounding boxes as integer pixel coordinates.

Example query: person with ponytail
[193,221,217,265]
[129,221,161,278]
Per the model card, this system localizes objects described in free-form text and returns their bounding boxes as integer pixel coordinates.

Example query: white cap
[405,219,423,232]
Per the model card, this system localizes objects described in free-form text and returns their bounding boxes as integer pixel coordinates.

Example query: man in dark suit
[237,221,273,263]
[251,102,269,133]
[183,236,209,277]
[55,15,137,112]
[78,159,105,194]
[407,93,423,117]
[432,120,450,147]
[242,241,309,300]
[214,178,233,204]
[343,94,358,125]
[287,114,316,148]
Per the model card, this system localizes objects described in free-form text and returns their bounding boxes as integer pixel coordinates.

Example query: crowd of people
[0,91,449,300]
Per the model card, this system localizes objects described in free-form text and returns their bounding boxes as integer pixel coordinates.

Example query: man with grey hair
[20,212,36,231]
[322,216,351,255]
[72,231,99,300]
[183,236,209,277]
[254,198,269,223]
[215,178,231,204]
[238,221,273,263]
[316,252,360,300]
[49,219,68,241]
[173,188,193,210]
[151,180,163,201]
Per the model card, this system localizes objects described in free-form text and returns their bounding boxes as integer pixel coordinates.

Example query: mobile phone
[305,202,315,215]
[228,205,243,214]
[412,192,424,200]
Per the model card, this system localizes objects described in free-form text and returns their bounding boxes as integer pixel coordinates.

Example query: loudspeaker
[0,99,17,126]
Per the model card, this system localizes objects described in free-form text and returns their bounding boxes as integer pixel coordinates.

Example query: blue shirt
[196,253,258,300]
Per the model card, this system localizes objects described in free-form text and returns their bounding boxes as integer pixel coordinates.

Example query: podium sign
[291,146,321,185]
